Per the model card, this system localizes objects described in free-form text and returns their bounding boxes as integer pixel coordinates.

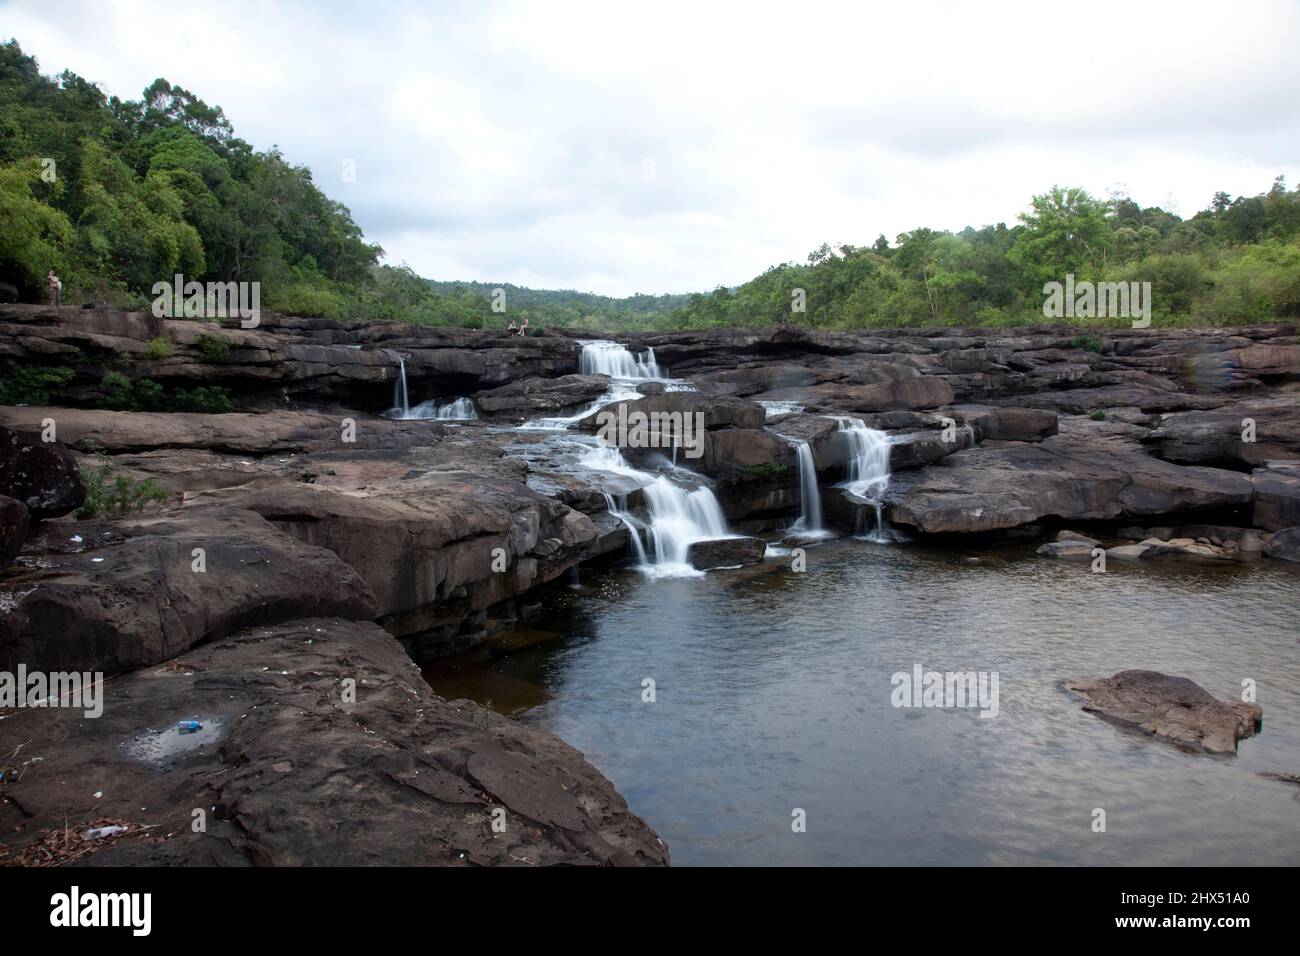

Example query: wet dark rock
[687,536,766,570]
[1062,669,1262,754]
[0,424,85,519]
[0,495,28,572]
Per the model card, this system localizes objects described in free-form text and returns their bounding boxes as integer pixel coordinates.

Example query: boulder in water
[1036,540,1096,561]
[1264,527,1300,563]
[687,536,766,570]
[1063,669,1262,754]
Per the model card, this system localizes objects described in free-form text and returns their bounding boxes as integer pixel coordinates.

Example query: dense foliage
[667,183,1300,329]
[2,39,1296,331]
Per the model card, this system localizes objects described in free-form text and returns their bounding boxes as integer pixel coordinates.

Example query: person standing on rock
[47,270,62,308]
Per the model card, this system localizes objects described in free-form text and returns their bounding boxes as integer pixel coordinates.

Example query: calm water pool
[424,539,1300,865]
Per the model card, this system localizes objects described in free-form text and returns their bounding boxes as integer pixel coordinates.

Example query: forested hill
[669,183,1300,330]
[2,38,1297,332]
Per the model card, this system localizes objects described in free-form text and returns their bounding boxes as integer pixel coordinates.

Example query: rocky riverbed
[1,303,1298,864]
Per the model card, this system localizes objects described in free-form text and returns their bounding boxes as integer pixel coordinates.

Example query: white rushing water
[580,443,732,578]
[789,440,824,534]
[401,397,478,421]
[834,417,892,542]
[759,400,805,418]
[518,340,736,577]
[579,339,662,378]
[392,355,409,418]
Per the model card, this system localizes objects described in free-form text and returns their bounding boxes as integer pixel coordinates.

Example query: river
[425,537,1300,865]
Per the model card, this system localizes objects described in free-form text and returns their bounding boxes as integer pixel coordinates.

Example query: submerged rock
[1063,669,1262,754]
[687,536,766,570]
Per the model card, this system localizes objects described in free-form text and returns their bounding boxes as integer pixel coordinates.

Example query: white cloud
[5,0,1299,294]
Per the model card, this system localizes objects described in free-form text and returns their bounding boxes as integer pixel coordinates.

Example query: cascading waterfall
[392,355,409,417]
[834,417,892,541]
[434,397,477,420]
[789,440,824,533]
[579,340,662,378]
[397,396,478,421]
[579,442,733,577]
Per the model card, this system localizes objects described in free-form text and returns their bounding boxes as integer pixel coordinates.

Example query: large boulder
[0,506,378,674]
[1264,527,1300,563]
[0,495,28,572]
[208,473,603,649]
[806,374,954,412]
[949,404,1058,442]
[0,424,85,519]
[0,618,668,866]
[474,374,611,416]
[686,536,766,570]
[0,406,449,456]
[1062,670,1263,755]
[884,430,1253,534]
[1146,399,1300,467]
[1252,462,1300,531]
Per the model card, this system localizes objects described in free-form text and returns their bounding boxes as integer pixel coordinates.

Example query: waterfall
[396,397,478,421]
[834,417,892,542]
[579,340,662,379]
[580,443,732,577]
[435,397,477,420]
[393,355,409,417]
[789,440,823,533]
[522,340,664,430]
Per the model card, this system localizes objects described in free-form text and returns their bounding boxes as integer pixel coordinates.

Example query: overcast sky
[6,0,1300,296]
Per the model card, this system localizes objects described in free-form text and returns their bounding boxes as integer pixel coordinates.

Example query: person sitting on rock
[47,270,62,308]
[506,320,518,336]
[518,316,529,337]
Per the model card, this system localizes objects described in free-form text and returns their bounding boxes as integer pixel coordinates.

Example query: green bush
[1089,410,1107,421]
[0,365,74,405]
[99,372,234,413]
[195,333,230,362]
[144,336,171,360]
[76,456,171,519]
[1071,334,1105,353]
[170,385,236,413]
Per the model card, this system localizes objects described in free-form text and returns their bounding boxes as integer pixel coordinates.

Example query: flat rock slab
[0,618,668,866]
[687,536,767,570]
[1063,669,1262,755]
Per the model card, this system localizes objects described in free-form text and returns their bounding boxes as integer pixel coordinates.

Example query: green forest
[2,39,1298,332]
